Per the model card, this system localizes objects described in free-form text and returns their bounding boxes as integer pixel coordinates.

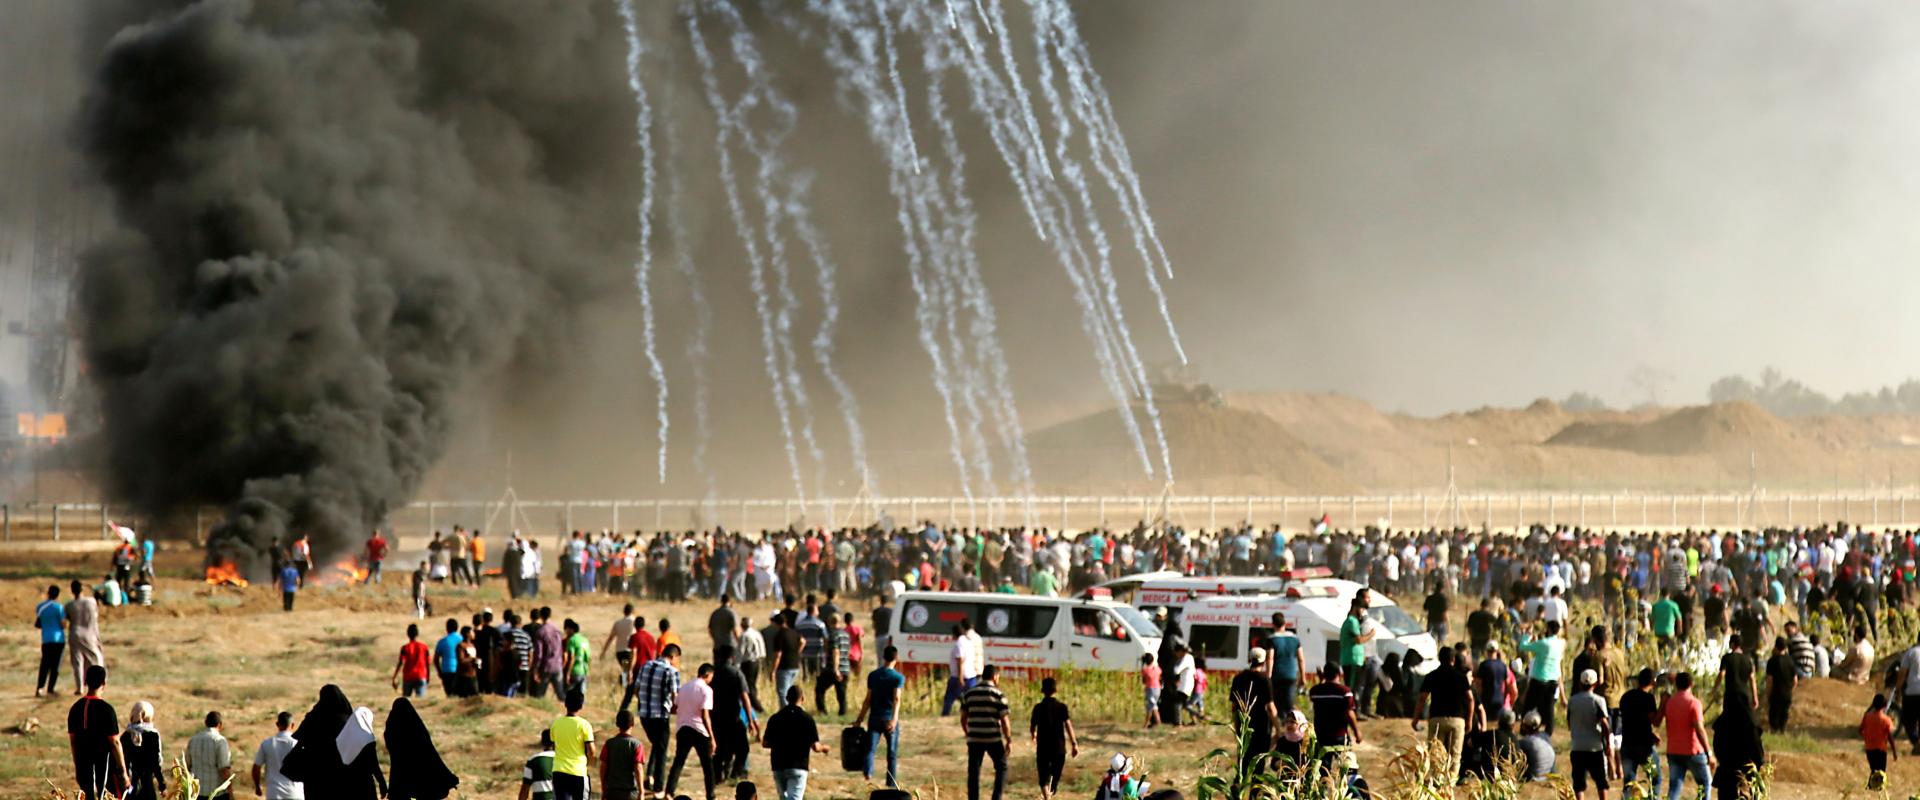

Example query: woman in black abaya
[281,685,388,799]
[385,697,459,800]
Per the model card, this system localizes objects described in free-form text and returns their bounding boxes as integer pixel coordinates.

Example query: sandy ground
[0,547,1913,799]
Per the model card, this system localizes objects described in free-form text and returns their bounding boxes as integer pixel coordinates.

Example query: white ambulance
[886,591,1162,673]
[1176,591,1439,676]
[1090,568,1335,623]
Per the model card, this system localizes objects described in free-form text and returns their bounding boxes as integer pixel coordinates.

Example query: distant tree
[1560,391,1608,412]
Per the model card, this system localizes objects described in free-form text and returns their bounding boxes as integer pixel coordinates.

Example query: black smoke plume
[77,0,636,570]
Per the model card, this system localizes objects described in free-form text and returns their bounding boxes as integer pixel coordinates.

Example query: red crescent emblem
[1091,646,1101,659]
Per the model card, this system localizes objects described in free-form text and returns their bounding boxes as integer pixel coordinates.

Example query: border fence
[9,491,1919,543]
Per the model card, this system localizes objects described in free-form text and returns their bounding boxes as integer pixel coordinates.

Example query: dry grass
[0,569,1914,799]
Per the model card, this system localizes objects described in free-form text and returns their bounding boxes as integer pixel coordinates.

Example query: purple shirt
[534,624,566,673]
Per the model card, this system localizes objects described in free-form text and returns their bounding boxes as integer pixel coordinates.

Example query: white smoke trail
[938,0,1158,478]
[784,185,878,495]
[875,3,920,176]
[714,0,874,499]
[985,0,1051,182]
[1036,0,1187,367]
[660,83,718,501]
[810,0,977,501]
[686,7,808,501]
[1024,6,1169,479]
[917,13,1032,494]
[614,0,671,484]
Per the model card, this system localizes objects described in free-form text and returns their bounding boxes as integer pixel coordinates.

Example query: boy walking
[1031,676,1078,800]
[598,710,645,800]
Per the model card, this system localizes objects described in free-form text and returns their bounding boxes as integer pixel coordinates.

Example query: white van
[888,591,1163,673]
[1176,593,1439,677]
[1092,568,1335,623]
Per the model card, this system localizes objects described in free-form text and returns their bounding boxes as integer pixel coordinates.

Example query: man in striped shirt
[815,615,851,716]
[500,612,534,697]
[1785,621,1816,678]
[518,730,555,800]
[631,644,683,795]
[960,665,1012,800]
[186,711,232,800]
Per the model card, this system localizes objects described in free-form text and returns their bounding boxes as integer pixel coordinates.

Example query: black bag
[841,726,870,772]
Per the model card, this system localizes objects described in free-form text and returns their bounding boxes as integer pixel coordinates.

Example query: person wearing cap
[1229,647,1276,776]
[1567,668,1618,800]
[1414,648,1475,781]
[1094,753,1145,800]
[1273,708,1309,767]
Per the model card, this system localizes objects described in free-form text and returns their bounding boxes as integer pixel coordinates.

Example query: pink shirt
[675,680,714,736]
[1142,664,1162,690]
[1663,691,1704,756]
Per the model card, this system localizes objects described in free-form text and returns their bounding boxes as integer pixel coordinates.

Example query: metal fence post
[653,501,662,531]
[3,504,8,541]
[564,503,574,533]
[52,505,61,541]
[427,502,437,537]
[612,502,621,532]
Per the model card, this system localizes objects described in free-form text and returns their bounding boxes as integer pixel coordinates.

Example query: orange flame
[204,561,250,588]
[315,557,370,586]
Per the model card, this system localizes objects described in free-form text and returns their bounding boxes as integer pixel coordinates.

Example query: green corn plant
[1736,761,1773,800]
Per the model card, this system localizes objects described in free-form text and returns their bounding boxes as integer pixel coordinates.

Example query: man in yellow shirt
[549,691,596,800]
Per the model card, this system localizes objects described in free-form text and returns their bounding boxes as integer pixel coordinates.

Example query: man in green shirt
[1338,598,1375,692]
[562,619,591,699]
[519,730,556,800]
[1515,619,1567,736]
[1029,567,1059,598]
[1650,592,1681,652]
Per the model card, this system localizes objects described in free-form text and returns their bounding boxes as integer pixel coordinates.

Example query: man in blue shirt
[35,584,66,696]
[434,618,464,697]
[279,561,300,613]
[1266,612,1304,712]
[857,645,907,787]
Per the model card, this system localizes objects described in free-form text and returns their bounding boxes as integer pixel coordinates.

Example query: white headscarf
[336,707,376,765]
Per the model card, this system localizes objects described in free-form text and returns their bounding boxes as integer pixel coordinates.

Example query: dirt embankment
[1023,391,1920,493]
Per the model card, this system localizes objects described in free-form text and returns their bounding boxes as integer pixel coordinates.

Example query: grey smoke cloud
[77,0,637,563]
[23,0,1920,515]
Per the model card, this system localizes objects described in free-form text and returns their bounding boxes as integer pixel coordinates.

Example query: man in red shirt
[1662,672,1715,800]
[367,531,389,585]
[392,623,432,698]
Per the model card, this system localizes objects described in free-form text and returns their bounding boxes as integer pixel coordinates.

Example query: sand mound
[1546,401,1795,456]
[1026,401,1356,493]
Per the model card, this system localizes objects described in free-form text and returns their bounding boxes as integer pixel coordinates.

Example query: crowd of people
[48,517,1920,799]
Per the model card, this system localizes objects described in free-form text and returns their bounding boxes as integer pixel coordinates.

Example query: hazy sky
[10,0,1920,426]
[1065,0,1920,413]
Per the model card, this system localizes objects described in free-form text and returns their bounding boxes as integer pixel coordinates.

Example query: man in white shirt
[942,620,984,716]
[1542,586,1570,625]
[521,540,544,597]
[252,711,303,800]
[1170,643,1197,726]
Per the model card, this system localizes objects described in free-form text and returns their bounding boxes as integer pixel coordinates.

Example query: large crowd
[41,518,1920,800]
